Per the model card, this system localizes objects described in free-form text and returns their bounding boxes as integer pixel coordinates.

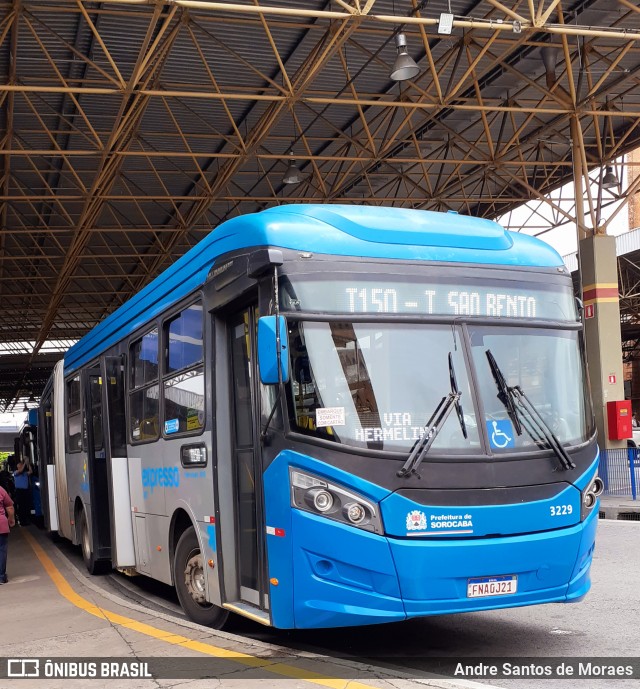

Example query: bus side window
[163,302,205,435]
[89,375,104,451]
[105,357,127,456]
[129,329,160,443]
[66,375,82,452]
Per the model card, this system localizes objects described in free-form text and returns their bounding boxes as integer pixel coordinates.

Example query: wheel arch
[169,507,197,585]
[73,496,87,545]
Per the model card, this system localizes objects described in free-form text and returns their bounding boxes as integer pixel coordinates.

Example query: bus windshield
[468,325,593,452]
[285,321,593,455]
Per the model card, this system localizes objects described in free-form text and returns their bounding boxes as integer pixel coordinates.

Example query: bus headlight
[581,475,603,520]
[309,488,334,513]
[344,502,366,524]
[290,468,383,534]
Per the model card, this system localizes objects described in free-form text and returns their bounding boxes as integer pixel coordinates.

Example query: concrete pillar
[580,234,626,449]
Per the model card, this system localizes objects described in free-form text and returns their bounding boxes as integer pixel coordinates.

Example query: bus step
[116,567,140,577]
[223,601,271,626]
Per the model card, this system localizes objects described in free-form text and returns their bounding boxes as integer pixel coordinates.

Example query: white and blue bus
[38,205,601,629]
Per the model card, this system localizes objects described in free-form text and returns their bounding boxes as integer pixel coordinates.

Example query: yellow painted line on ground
[22,530,379,689]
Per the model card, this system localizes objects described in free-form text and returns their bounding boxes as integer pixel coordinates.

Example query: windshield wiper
[397,353,467,479]
[485,350,575,471]
[449,351,468,441]
[486,349,523,435]
[510,385,576,470]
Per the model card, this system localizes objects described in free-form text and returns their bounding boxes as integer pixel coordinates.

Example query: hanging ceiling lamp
[602,166,619,190]
[390,33,420,82]
[282,151,302,185]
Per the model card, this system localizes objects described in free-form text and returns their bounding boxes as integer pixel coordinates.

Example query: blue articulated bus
[38,204,601,629]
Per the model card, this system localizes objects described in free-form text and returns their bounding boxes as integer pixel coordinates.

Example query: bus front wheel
[174,526,228,628]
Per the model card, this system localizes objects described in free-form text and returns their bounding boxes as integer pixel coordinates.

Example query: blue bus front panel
[291,510,405,628]
[264,452,599,629]
[380,485,582,538]
[388,507,597,619]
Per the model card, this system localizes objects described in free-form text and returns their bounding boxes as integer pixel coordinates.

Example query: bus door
[23,424,42,524]
[38,388,59,533]
[101,356,136,568]
[83,365,111,563]
[228,308,268,611]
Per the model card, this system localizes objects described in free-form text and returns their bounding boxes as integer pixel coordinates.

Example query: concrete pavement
[0,526,496,689]
[599,494,640,519]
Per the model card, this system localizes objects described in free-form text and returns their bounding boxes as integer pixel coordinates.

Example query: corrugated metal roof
[3,0,640,406]
[563,228,640,274]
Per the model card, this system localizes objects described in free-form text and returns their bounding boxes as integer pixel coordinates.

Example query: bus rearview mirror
[257,315,289,385]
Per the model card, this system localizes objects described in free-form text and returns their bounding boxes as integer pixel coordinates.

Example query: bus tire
[174,526,228,628]
[78,509,107,575]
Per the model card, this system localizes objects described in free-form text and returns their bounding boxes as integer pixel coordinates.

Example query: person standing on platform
[0,484,15,584]
[13,459,32,526]
[0,457,14,500]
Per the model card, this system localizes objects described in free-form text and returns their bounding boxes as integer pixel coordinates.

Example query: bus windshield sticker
[315,407,345,427]
[165,418,180,434]
[487,419,515,449]
[186,414,200,431]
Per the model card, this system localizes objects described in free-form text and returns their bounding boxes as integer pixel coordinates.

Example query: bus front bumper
[275,506,598,629]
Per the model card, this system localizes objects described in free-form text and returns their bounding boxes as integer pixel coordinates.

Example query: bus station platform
[599,494,640,520]
[0,527,491,689]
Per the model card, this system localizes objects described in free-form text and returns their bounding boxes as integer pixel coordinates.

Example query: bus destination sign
[345,287,537,318]
[282,278,576,320]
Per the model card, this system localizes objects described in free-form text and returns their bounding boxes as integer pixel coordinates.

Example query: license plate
[467,575,518,598]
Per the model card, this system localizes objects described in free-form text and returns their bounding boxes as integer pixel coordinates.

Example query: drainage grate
[599,511,606,519]
[618,512,640,521]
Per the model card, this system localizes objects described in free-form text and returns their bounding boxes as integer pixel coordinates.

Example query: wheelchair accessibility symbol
[486,419,515,449]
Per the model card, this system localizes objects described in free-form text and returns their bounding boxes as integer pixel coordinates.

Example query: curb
[34,528,503,689]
